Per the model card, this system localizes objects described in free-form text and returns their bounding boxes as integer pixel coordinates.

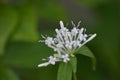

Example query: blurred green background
[0,0,120,80]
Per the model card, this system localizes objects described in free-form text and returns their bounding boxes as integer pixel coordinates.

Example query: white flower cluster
[38,21,96,67]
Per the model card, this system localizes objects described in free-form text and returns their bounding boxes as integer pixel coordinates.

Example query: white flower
[38,20,96,67]
[38,56,56,67]
[71,27,79,36]
[48,56,56,65]
[62,54,70,63]
[45,37,54,46]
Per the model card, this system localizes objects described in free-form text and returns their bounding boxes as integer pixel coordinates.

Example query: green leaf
[0,67,19,80]
[76,46,96,70]
[57,62,72,80]
[70,56,77,73]
[4,42,52,68]
[12,5,39,42]
[0,5,18,55]
[4,69,19,80]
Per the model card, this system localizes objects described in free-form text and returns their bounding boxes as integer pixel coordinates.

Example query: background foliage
[0,0,120,80]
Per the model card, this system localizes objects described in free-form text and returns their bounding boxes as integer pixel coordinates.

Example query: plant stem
[73,73,77,80]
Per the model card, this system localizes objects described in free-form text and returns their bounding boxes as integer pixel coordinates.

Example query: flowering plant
[38,21,96,80]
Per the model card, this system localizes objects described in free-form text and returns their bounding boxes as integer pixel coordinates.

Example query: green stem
[73,72,77,80]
